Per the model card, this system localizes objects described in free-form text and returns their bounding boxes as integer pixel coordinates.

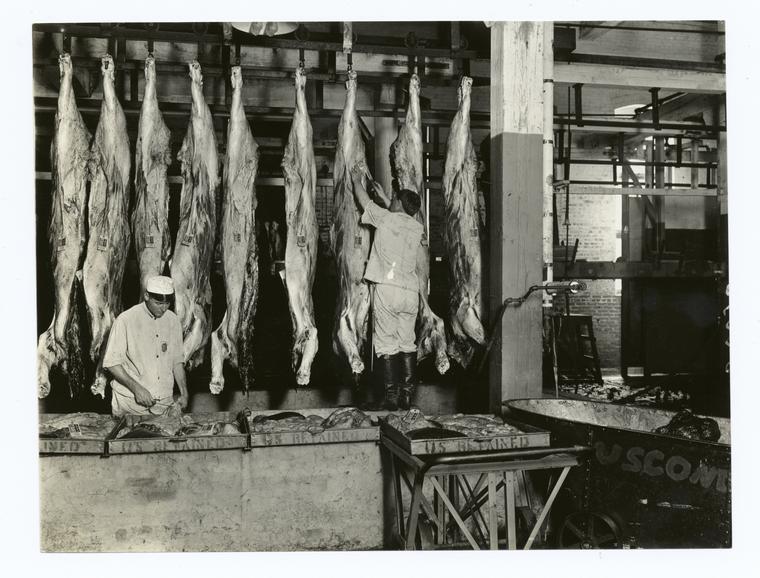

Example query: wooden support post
[489,22,544,408]
[504,471,517,549]
[373,117,396,197]
[542,22,555,307]
[487,473,499,549]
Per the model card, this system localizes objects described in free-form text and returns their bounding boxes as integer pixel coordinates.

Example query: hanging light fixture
[230,22,298,37]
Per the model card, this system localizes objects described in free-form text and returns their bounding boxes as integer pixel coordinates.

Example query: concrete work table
[40,436,384,551]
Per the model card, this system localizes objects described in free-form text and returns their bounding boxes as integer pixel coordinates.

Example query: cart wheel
[557,512,622,549]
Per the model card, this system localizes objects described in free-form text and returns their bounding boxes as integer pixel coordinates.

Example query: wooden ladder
[550,314,604,387]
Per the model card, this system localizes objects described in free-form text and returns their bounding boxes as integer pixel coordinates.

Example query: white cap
[146,275,174,295]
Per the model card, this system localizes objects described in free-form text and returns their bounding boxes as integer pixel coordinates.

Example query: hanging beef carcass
[210,66,260,394]
[37,53,91,398]
[170,60,219,370]
[441,76,485,368]
[83,54,132,397]
[330,70,371,378]
[132,55,172,295]
[390,74,450,375]
[281,66,319,385]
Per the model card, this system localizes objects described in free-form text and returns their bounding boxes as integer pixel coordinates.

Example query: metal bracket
[144,23,158,56]
[61,28,71,54]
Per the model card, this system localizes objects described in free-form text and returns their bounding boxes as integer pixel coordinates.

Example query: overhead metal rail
[555,22,725,35]
[33,23,725,73]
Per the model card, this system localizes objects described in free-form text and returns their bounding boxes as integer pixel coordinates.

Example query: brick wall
[553,150,622,368]
[552,280,621,367]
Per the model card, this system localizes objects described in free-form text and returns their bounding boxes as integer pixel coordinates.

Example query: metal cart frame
[382,435,588,550]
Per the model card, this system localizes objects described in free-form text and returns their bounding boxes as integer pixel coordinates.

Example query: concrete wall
[40,441,384,552]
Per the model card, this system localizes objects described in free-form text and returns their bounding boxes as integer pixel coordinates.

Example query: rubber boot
[376,355,398,411]
[398,351,417,410]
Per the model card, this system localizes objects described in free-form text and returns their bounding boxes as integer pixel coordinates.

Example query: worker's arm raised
[350,161,373,211]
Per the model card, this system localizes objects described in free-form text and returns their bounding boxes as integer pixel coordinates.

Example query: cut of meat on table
[210,66,260,394]
[389,74,449,375]
[249,412,326,434]
[330,70,371,378]
[383,409,438,433]
[433,414,521,437]
[321,407,372,430]
[115,413,192,439]
[281,66,319,386]
[171,60,219,370]
[441,76,485,368]
[39,412,118,439]
[37,53,91,398]
[132,55,172,296]
[83,54,132,398]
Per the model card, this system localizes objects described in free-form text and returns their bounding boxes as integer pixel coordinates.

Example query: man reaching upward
[350,162,423,410]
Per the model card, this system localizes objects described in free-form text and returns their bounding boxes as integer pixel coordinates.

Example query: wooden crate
[247,408,379,448]
[39,413,121,455]
[379,416,550,456]
[107,411,249,455]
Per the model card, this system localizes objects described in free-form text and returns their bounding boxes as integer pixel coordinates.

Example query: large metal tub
[504,398,731,548]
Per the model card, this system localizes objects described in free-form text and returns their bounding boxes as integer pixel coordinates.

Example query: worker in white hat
[102,275,189,416]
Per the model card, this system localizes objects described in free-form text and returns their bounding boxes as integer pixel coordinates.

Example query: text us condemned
[595,441,729,493]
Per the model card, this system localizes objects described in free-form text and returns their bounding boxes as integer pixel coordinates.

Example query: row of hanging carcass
[37,52,486,399]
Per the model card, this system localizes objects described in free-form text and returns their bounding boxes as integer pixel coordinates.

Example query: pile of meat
[384,410,522,439]
[249,407,372,434]
[433,414,522,437]
[115,413,241,439]
[384,409,439,433]
[652,409,721,442]
[39,412,118,439]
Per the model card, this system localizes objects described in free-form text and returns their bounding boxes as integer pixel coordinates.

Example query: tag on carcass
[354,234,362,247]
[97,236,108,251]
[181,233,194,246]
[57,237,67,252]
[145,234,155,248]
[234,233,241,243]
[68,423,84,438]
[297,234,307,247]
